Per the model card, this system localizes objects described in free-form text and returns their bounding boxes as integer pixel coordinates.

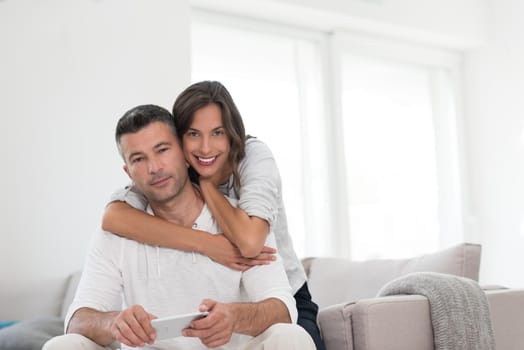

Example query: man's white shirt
[65,198,296,350]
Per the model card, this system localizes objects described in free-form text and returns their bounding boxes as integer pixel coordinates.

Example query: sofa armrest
[485,289,524,350]
[351,295,434,350]
[318,302,356,350]
[318,296,434,350]
[322,289,524,350]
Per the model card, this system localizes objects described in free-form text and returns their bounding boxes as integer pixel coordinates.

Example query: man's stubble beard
[144,175,188,207]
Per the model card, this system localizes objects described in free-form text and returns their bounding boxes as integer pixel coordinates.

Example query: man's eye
[158,147,169,153]
[131,157,143,164]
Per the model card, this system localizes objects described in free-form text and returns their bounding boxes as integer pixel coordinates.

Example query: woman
[102,81,325,350]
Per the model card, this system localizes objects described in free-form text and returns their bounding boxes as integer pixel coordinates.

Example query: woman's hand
[205,234,276,271]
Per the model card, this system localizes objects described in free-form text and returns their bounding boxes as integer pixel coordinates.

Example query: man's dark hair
[115,104,176,155]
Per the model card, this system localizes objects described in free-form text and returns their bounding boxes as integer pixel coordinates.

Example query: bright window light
[341,54,440,259]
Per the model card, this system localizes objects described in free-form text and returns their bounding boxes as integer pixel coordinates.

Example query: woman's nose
[199,136,211,155]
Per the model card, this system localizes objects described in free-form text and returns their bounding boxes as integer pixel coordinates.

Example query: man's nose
[147,157,162,173]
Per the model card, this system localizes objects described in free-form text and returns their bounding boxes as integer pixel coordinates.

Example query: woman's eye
[213,129,225,136]
[187,131,198,137]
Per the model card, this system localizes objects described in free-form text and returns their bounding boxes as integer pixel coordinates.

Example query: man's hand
[206,234,276,271]
[182,299,236,348]
[110,305,157,347]
[183,297,291,347]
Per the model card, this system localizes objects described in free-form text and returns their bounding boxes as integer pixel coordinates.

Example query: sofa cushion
[0,316,63,350]
[306,243,481,309]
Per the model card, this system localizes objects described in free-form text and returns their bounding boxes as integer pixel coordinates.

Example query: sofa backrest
[304,242,481,310]
[60,270,82,319]
[0,276,69,320]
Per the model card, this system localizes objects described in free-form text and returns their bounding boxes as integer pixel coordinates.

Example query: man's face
[120,121,188,205]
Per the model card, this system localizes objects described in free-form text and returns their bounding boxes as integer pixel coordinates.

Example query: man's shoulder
[93,229,125,246]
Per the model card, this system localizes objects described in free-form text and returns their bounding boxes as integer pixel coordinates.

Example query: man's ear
[123,164,131,179]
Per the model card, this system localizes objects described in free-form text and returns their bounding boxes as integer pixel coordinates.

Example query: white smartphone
[151,311,209,340]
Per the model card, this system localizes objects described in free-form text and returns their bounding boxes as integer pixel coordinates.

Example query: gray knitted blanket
[377,272,495,350]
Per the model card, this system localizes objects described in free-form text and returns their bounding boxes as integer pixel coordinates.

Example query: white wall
[0,0,190,318]
[463,0,524,287]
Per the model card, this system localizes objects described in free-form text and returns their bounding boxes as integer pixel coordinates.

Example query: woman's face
[182,103,231,182]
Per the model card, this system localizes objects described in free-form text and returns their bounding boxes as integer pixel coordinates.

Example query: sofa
[1,243,523,350]
[304,243,524,350]
[0,271,81,350]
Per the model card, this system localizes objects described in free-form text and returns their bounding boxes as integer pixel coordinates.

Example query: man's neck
[149,182,204,228]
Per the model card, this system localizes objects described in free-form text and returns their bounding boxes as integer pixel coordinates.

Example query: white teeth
[198,156,216,164]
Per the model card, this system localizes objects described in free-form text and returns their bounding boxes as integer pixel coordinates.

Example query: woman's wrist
[198,179,215,198]
[194,229,214,255]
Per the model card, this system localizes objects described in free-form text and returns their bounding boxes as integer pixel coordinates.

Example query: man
[43,105,315,350]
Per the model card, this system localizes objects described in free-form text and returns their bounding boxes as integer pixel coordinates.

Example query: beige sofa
[2,243,523,350]
[304,243,524,350]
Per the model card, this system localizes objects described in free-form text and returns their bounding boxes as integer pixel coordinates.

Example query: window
[341,54,440,259]
[332,33,464,259]
[191,10,465,260]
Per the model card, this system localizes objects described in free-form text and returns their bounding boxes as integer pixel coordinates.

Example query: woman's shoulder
[239,137,280,180]
[244,136,274,157]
